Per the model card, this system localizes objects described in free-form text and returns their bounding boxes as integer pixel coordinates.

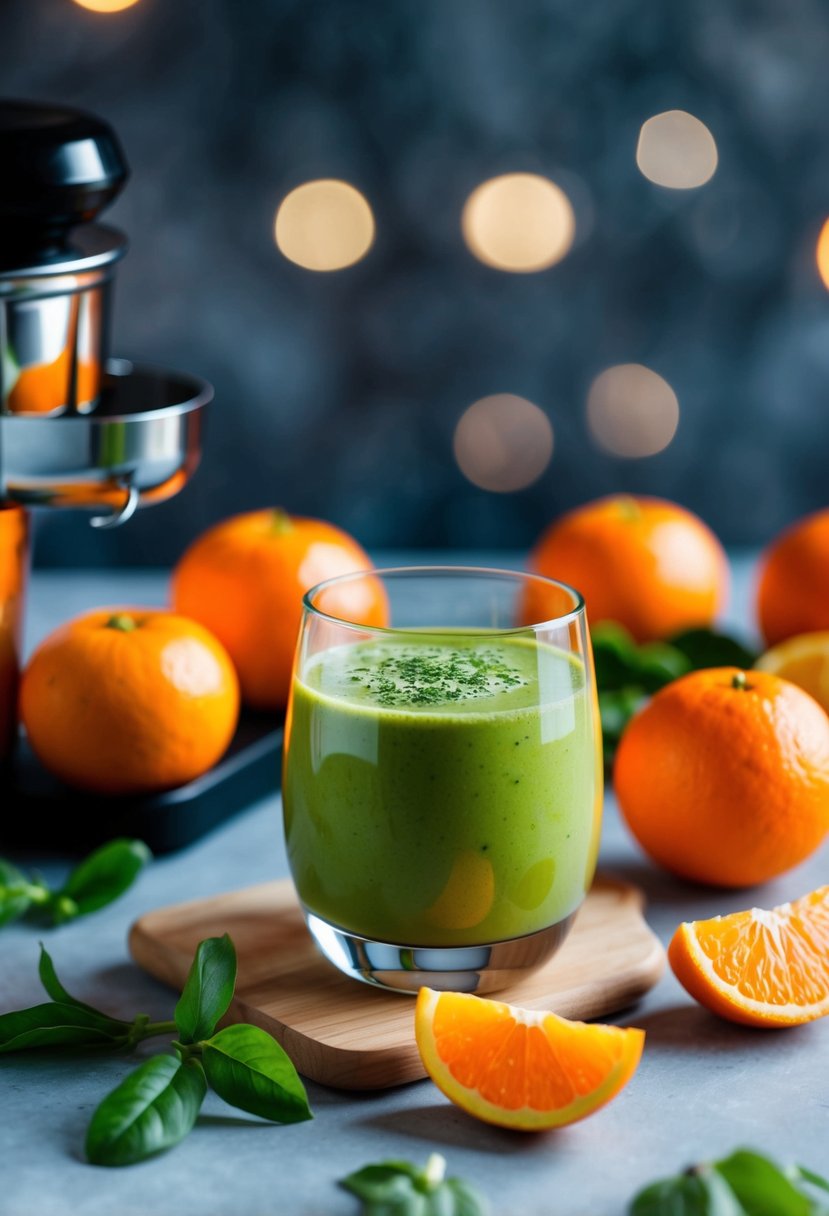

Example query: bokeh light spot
[71,0,141,10]
[461,174,576,272]
[454,394,554,492]
[817,218,829,290]
[636,111,718,189]
[275,180,375,271]
[587,364,679,458]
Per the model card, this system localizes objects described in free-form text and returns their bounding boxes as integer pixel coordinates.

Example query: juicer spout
[89,482,140,529]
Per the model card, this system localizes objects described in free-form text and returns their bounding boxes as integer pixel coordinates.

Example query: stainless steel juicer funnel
[0,99,209,527]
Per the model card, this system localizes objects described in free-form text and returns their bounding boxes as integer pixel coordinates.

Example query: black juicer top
[0,99,129,271]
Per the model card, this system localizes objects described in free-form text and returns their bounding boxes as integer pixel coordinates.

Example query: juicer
[0,99,211,764]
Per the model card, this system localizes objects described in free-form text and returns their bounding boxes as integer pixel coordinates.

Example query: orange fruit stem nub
[269,509,294,535]
[105,614,137,633]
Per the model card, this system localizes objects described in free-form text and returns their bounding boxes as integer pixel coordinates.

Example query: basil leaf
[56,838,152,919]
[599,687,647,766]
[631,1168,747,1216]
[0,1002,127,1053]
[0,858,33,927]
[630,1176,702,1216]
[341,1156,490,1216]
[201,1023,312,1124]
[444,1177,491,1216]
[599,687,647,736]
[343,1161,422,1201]
[635,642,692,692]
[795,1166,829,1196]
[174,934,237,1044]
[592,623,642,691]
[38,944,126,1025]
[715,1150,812,1216]
[85,1054,206,1166]
[668,628,757,671]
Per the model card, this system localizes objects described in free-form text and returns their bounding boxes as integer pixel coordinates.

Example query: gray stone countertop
[2,551,827,1216]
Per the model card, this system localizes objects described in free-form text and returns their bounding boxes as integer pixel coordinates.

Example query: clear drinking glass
[282,567,602,994]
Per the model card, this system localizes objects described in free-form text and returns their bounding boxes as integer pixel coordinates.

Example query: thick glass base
[303,907,577,994]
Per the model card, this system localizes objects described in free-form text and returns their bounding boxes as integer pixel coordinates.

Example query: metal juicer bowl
[0,359,210,528]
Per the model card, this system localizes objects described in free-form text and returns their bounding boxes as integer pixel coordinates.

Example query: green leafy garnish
[630,1148,829,1216]
[669,628,758,672]
[0,858,34,927]
[37,943,107,1014]
[87,934,310,1164]
[0,1001,130,1054]
[201,1023,312,1123]
[0,935,311,1165]
[341,1153,490,1215]
[0,838,151,928]
[0,944,170,1054]
[347,645,527,708]
[174,933,236,1044]
[598,687,648,768]
[85,1054,207,1167]
[55,838,152,919]
[593,623,758,767]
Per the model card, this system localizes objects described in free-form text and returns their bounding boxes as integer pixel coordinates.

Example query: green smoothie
[283,634,601,947]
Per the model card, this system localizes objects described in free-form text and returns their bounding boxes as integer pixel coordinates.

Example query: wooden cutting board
[129,875,665,1091]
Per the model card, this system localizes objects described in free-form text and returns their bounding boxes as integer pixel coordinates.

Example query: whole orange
[529,496,728,641]
[757,509,829,645]
[171,510,386,709]
[20,609,239,795]
[614,667,829,887]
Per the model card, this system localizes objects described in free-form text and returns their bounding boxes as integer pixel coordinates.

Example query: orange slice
[414,987,644,1131]
[755,632,829,714]
[668,886,829,1027]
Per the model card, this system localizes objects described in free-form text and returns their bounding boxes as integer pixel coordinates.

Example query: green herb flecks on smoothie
[345,644,528,707]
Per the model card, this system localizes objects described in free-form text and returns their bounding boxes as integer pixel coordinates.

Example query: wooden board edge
[129,920,427,1089]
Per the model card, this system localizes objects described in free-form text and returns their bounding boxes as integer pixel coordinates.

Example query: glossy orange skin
[757,509,829,645]
[8,352,100,414]
[614,667,829,887]
[20,609,240,795]
[0,506,29,763]
[171,511,386,709]
[530,496,728,642]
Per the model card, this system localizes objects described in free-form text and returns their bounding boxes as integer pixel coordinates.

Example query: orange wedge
[414,987,644,1131]
[755,632,829,714]
[668,886,829,1028]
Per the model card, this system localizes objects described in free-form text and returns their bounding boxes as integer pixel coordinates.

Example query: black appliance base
[1,712,283,855]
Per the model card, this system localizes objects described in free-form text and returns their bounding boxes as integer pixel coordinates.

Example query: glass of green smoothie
[282,567,602,994]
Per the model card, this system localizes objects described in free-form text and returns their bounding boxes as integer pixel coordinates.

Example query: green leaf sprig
[594,623,758,767]
[0,838,151,927]
[86,932,311,1165]
[341,1153,490,1216]
[0,943,176,1054]
[0,934,311,1165]
[630,1147,829,1216]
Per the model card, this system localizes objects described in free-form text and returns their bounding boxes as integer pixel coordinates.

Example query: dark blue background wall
[3,0,829,564]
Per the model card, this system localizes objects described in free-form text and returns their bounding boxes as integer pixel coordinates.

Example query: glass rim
[302,564,586,636]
